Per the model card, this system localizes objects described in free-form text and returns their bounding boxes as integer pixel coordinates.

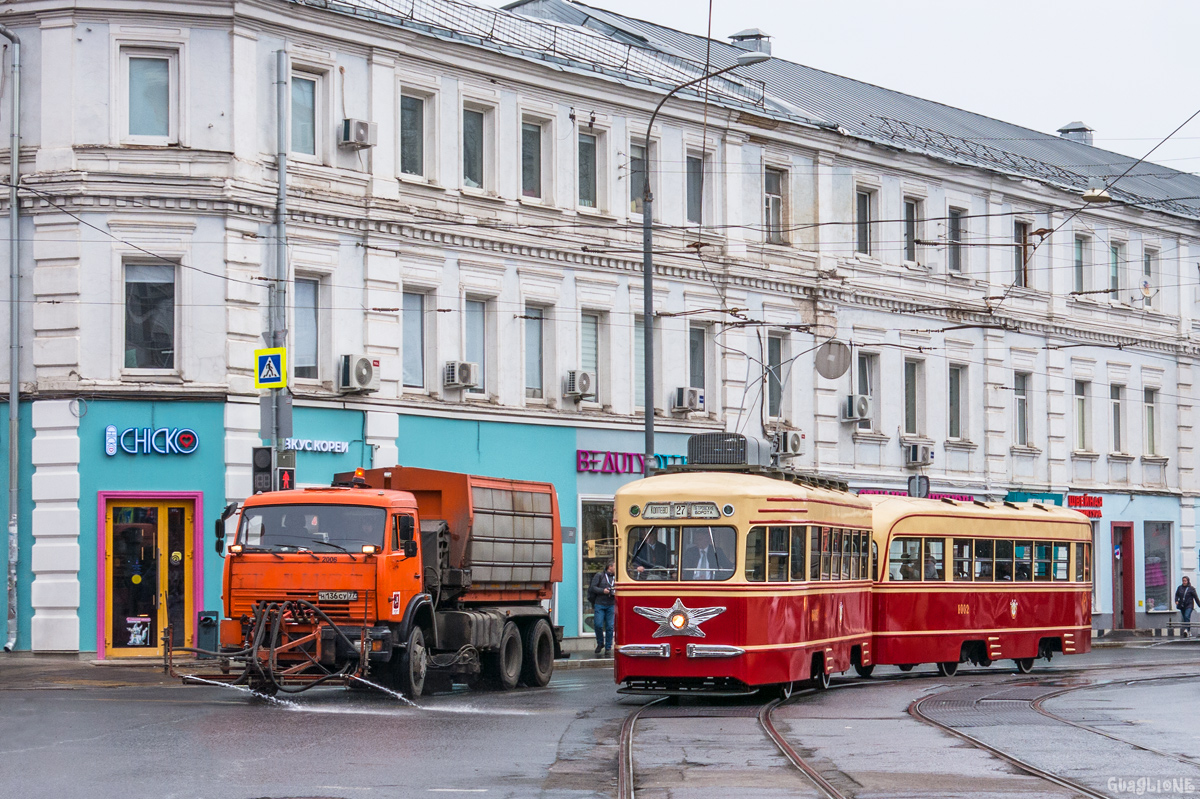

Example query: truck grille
[229,588,372,622]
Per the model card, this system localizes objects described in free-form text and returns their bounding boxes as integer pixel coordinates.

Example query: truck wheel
[520,619,555,688]
[489,621,523,690]
[397,625,427,698]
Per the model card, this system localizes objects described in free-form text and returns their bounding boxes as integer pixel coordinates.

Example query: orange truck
[170,466,563,697]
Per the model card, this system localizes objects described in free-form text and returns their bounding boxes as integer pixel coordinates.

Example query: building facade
[1,0,1197,653]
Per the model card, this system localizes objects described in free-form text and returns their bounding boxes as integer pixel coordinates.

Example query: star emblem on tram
[633,598,726,638]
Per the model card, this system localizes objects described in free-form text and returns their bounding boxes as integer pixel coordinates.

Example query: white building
[0,0,1195,654]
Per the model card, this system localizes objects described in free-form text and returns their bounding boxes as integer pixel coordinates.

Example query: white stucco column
[30,399,81,651]
[366,410,399,468]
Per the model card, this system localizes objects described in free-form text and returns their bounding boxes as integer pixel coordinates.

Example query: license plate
[318,591,358,602]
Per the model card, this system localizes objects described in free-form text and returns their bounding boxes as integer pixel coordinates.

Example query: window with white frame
[767,334,784,418]
[764,168,787,245]
[124,49,178,143]
[1013,372,1030,446]
[524,306,544,399]
[402,292,425,389]
[1014,221,1030,287]
[947,208,964,272]
[855,190,874,255]
[686,154,708,225]
[578,132,599,209]
[291,71,320,157]
[688,324,708,392]
[630,140,649,215]
[293,277,320,380]
[1143,248,1158,308]
[1074,236,1089,294]
[903,359,923,436]
[1111,384,1125,452]
[124,263,176,370]
[1144,388,1158,455]
[581,312,601,399]
[465,299,488,393]
[521,121,543,199]
[399,94,427,177]
[1075,380,1090,451]
[1110,242,1123,295]
[903,198,921,262]
[948,365,965,439]
[462,107,490,190]
[856,352,878,430]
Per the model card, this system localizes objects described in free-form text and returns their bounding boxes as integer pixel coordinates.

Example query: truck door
[383,513,420,622]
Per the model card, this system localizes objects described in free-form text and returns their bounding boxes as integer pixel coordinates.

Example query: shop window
[581,501,614,635]
[1144,522,1172,612]
[124,263,175,370]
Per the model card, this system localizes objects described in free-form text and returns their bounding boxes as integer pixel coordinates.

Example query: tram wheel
[854,664,875,678]
[1014,657,1035,674]
[897,664,916,672]
[813,667,831,690]
[772,680,795,701]
[936,661,959,677]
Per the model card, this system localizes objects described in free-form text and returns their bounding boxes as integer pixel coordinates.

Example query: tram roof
[868,496,1091,536]
[614,470,865,506]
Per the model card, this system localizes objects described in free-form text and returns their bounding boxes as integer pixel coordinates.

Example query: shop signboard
[1067,494,1103,518]
[104,424,199,456]
[575,449,686,474]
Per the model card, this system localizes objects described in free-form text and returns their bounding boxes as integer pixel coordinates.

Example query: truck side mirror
[397,515,415,542]
[215,502,238,557]
[404,540,418,558]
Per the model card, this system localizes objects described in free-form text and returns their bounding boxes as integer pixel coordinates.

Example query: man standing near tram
[1175,576,1198,637]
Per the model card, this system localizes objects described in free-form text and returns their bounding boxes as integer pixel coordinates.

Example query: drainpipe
[272,51,288,456]
[2,25,20,652]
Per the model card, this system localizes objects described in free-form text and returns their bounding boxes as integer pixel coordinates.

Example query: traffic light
[251,447,273,494]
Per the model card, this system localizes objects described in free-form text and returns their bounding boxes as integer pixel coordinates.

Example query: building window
[1111,384,1124,452]
[524,306,544,399]
[630,141,648,215]
[767,335,784,418]
[903,360,922,436]
[1110,243,1123,294]
[1144,522,1172,612]
[1074,236,1088,294]
[764,168,786,244]
[578,132,598,208]
[291,73,318,157]
[521,122,542,199]
[125,50,176,141]
[686,155,706,224]
[402,292,424,389]
[1143,248,1157,307]
[688,325,707,390]
[294,277,320,380]
[1014,221,1030,287]
[463,108,486,189]
[581,312,600,399]
[948,365,964,439]
[1075,380,1090,451]
[400,94,425,177]
[465,299,487,393]
[124,263,175,369]
[855,190,873,255]
[903,199,920,262]
[947,208,964,272]
[1144,388,1157,456]
[1013,372,1029,446]
[856,353,877,430]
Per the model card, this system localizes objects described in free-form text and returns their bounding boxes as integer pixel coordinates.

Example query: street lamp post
[641,51,770,477]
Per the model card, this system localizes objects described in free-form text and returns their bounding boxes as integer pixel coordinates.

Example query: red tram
[614,468,1092,696]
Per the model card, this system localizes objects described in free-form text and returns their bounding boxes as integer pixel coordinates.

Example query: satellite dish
[1141,280,1152,298]
[814,340,852,380]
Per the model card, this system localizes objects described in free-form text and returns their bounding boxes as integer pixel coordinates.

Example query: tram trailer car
[869,496,1093,675]
[614,472,876,696]
[195,467,563,696]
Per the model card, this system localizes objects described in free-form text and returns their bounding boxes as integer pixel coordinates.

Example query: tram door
[105,500,195,656]
[1111,522,1135,629]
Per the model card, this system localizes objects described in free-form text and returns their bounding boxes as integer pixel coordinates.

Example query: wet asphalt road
[2,644,1199,799]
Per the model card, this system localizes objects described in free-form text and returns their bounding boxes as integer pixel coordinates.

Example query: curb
[554,657,613,670]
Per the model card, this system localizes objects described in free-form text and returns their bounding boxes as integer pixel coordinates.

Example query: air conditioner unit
[842,394,873,423]
[337,353,381,393]
[563,369,595,399]
[904,443,934,467]
[774,430,806,458]
[673,387,705,413]
[443,361,480,389]
[339,118,378,149]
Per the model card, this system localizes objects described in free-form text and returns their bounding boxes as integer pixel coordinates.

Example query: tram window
[681,526,737,581]
[974,539,994,580]
[871,540,878,581]
[810,528,821,581]
[790,527,807,581]
[841,531,852,579]
[830,529,842,581]
[1053,542,1070,581]
[1034,541,1053,581]
[820,527,831,580]
[995,539,1014,581]
[768,526,789,582]
[952,539,972,581]
[627,526,678,581]
[746,527,767,583]
[849,532,860,580]
[1075,542,1092,582]
[923,538,945,581]
[889,537,921,581]
[1014,541,1033,582]
[1074,542,1084,582]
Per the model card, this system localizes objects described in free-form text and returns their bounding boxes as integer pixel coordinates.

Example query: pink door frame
[96,491,205,659]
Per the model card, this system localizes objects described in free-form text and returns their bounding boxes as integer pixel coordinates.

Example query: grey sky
[494,0,1200,174]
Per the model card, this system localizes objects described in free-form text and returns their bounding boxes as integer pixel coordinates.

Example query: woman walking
[1175,576,1199,637]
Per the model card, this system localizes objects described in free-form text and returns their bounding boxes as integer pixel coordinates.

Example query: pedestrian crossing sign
[254,348,287,389]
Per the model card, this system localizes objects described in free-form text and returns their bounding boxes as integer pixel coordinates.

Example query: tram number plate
[319,591,358,602]
[957,603,970,615]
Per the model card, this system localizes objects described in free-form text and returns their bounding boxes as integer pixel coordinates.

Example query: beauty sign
[104,424,199,456]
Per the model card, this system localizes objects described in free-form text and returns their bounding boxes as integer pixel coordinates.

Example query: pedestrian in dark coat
[589,561,616,656]
[1176,576,1199,637]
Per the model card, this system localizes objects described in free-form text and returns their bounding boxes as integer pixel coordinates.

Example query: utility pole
[273,50,288,458]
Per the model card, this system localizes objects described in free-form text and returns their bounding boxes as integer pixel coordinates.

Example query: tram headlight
[669,611,689,630]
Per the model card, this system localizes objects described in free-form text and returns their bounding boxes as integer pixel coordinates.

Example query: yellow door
[105,500,194,657]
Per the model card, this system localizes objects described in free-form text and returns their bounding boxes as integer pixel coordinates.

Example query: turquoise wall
[286,406,370,486]
[78,400,226,651]
[0,404,34,651]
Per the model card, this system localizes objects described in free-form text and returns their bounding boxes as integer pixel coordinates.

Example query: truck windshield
[237,504,387,552]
